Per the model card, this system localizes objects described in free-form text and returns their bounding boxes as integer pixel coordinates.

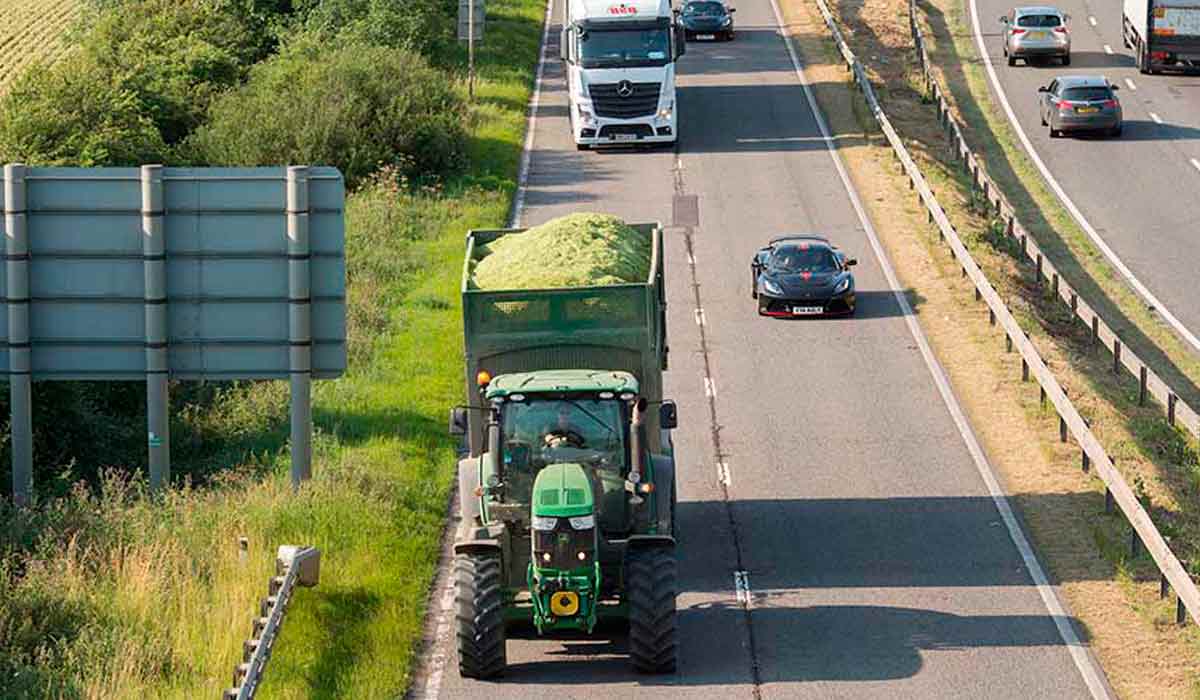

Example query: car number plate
[611,133,638,141]
[1077,106,1099,113]
[792,306,824,315]
[697,33,716,39]
[1030,30,1047,39]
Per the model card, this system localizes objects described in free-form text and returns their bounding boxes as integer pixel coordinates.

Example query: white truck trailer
[1124,0,1200,72]
[559,0,685,148]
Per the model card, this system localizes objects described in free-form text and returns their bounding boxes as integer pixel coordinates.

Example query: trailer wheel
[456,551,507,679]
[627,546,677,674]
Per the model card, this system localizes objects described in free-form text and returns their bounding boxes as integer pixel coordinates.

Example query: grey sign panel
[0,166,346,380]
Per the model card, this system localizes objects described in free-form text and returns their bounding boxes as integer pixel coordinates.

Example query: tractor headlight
[762,279,784,296]
[569,515,595,530]
[834,277,851,294]
[532,516,558,531]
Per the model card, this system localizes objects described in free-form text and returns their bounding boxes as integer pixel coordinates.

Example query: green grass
[0,0,546,696]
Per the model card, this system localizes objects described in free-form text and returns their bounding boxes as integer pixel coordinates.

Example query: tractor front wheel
[627,546,678,673]
[455,551,507,679]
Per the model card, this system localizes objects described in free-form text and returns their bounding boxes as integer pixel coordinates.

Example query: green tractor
[448,223,678,677]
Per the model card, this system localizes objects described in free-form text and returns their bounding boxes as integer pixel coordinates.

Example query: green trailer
[449,222,679,678]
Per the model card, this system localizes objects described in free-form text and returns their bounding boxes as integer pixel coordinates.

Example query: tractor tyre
[455,551,507,679]
[627,546,677,674]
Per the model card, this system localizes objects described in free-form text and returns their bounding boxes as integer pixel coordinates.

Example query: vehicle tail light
[1058,100,1074,112]
[1011,28,1026,35]
[1151,50,1169,61]
[1102,99,1119,108]
[1053,26,1067,34]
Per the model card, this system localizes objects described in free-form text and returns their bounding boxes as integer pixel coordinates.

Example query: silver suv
[1000,6,1071,66]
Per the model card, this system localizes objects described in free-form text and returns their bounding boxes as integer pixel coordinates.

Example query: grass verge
[0,0,545,696]
[777,0,1200,695]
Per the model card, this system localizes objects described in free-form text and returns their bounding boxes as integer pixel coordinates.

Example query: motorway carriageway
[413,0,1114,696]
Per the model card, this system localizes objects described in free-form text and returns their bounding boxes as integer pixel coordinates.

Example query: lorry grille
[589,82,661,118]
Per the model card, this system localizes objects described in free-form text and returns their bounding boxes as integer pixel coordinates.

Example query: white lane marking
[704,376,716,398]
[1103,44,1113,54]
[1124,78,1137,91]
[1088,15,1097,26]
[717,461,731,486]
[775,1,1113,696]
[1150,112,1163,124]
[695,308,707,326]
[507,0,555,228]
[687,251,697,266]
[1191,158,1200,173]
[968,0,1200,355]
[734,570,751,606]
[421,582,457,698]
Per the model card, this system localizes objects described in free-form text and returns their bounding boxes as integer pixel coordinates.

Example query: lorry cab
[559,0,685,148]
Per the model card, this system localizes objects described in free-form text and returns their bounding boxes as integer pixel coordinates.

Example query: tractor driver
[541,401,588,450]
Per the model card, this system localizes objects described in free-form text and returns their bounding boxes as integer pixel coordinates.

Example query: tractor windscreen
[501,399,627,500]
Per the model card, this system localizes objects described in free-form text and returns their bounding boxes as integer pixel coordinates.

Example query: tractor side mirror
[449,406,468,436]
[659,401,678,430]
[560,28,570,61]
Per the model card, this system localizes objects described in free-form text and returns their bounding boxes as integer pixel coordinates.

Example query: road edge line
[769,1,1114,696]
[965,0,1200,354]
[508,0,556,229]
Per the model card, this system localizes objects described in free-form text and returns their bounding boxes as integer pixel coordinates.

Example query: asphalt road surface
[412,0,1110,696]
[968,0,1200,348]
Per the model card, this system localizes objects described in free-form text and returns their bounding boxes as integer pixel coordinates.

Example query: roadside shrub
[295,0,455,60]
[0,55,168,166]
[192,41,468,187]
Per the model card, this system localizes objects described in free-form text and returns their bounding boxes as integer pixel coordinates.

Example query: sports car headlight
[568,515,595,530]
[834,277,851,294]
[532,516,558,531]
[721,16,732,25]
[762,279,784,296]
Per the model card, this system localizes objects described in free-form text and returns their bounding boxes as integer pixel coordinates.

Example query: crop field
[0,0,80,94]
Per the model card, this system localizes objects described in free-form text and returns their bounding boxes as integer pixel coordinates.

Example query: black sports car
[751,235,857,317]
[680,0,735,41]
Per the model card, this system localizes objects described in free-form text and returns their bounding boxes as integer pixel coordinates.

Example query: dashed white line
[717,461,731,486]
[1191,158,1200,173]
[733,570,751,606]
[694,308,707,326]
[1150,112,1163,124]
[1088,15,1097,26]
[1103,44,1113,55]
[1124,78,1137,91]
[704,376,716,398]
[687,251,696,266]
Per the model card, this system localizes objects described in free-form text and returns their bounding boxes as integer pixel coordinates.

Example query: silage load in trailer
[471,213,651,290]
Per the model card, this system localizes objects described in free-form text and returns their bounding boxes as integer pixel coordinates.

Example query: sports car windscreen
[770,246,839,273]
[684,2,725,15]
[578,27,671,68]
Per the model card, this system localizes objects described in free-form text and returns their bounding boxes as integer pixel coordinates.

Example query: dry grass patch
[0,0,80,95]
[778,0,1200,695]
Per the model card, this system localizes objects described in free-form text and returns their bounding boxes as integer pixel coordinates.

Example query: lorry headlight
[762,279,784,296]
[657,100,674,121]
[578,106,598,126]
[569,515,595,530]
[532,516,558,531]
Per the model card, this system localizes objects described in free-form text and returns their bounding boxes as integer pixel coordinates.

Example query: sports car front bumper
[758,290,856,317]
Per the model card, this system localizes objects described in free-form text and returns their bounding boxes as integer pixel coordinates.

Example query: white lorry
[1123,0,1200,72]
[559,0,686,149]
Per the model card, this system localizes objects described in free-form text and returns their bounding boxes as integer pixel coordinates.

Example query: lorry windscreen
[579,27,671,68]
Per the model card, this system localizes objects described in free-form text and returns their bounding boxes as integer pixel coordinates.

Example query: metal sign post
[0,165,346,503]
[459,0,485,101]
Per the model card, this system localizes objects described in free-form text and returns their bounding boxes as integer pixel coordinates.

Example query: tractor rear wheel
[455,551,507,679]
[626,546,677,673]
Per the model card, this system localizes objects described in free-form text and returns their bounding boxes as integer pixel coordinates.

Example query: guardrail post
[1040,385,1046,407]
[1168,393,1177,426]
[974,287,981,301]
[1035,254,1043,287]
[1131,528,1141,558]
[1091,316,1099,350]
[1051,273,1059,299]
[4,163,32,507]
[1082,448,1090,472]
[1021,358,1029,382]
[1070,292,1077,315]
[1139,366,1148,406]
[1180,597,1189,626]
[1161,572,1170,599]
[1060,415,1068,442]
[989,309,996,326]
[1104,487,1114,513]
[1112,339,1122,374]
[1005,334,1012,353]
[1020,235,1027,258]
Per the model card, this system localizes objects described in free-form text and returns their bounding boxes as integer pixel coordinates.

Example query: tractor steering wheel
[543,430,586,449]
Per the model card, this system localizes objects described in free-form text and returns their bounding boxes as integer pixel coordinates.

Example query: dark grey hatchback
[1038,75,1122,138]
